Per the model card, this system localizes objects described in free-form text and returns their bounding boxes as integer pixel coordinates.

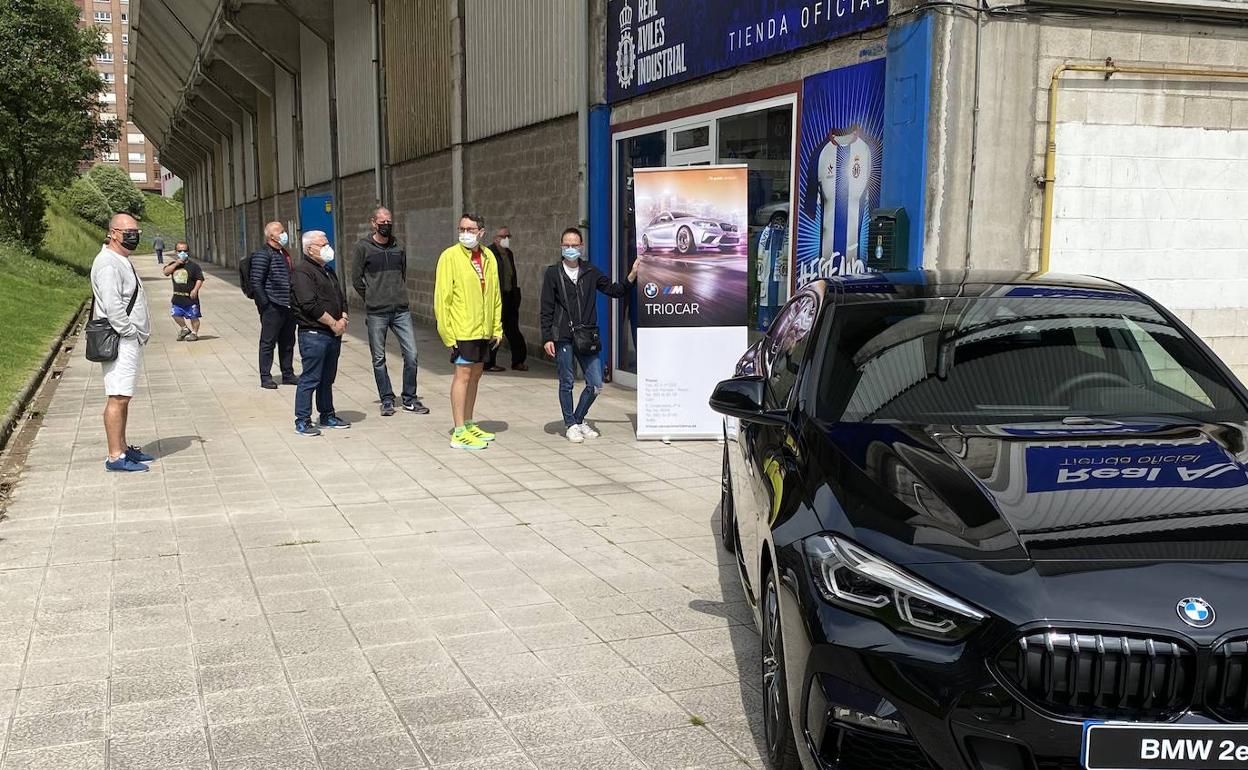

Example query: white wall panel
[1051,121,1248,381]
[300,26,333,185]
[464,0,578,141]
[333,0,376,177]
[276,71,296,192]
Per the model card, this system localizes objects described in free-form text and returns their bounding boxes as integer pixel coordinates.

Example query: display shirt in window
[171,260,204,309]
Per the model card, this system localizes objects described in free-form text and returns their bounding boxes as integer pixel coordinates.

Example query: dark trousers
[155,249,163,264]
[487,288,528,368]
[259,304,296,383]
[295,330,341,421]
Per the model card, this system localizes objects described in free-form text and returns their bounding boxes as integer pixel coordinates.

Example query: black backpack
[238,254,255,299]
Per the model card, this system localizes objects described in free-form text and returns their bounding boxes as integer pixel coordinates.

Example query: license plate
[1084,723,1248,770]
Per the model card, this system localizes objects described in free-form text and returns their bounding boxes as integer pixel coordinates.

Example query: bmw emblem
[643,282,658,299]
[1177,597,1216,628]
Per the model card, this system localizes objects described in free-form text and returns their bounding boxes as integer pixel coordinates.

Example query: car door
[738,291,822,598]
[651,213,675,247]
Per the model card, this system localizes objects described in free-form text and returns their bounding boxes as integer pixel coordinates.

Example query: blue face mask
[561,247,582,261]
[277,232,289,247]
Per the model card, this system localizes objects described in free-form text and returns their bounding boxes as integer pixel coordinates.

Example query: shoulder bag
[85,264,140,363]
[556,269,601,356]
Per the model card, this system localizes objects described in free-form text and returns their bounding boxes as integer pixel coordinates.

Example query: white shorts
[101,337,143,397]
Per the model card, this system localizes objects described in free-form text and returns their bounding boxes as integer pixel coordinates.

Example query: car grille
[828,729,936,770]
[996,631,1195,719]
[1206,638,1248,720]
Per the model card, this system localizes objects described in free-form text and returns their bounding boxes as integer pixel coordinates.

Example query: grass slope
[139,192,186,254]
[0,245,88,415]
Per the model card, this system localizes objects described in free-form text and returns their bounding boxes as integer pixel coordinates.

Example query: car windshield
[815,292,1248,425]
[670,212,694,219]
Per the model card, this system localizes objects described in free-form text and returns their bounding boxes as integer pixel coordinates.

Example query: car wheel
[762,571,801,770]
[720,440,736,554]
[676,227,694,254]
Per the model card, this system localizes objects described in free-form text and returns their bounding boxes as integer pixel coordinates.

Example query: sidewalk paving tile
[0,259,758,768]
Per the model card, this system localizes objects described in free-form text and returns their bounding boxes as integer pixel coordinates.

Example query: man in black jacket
[250,221,298,389]
[291,230,350,437]
[485,226,528,372]
[540,226,638,443]
[350,207,429,416]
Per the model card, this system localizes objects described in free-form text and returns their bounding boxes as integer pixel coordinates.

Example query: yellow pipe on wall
[1039,62,1248,273]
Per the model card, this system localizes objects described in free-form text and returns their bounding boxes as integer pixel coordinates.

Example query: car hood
[812,420,1248,566]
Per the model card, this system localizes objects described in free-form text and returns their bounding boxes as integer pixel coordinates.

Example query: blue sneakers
[125,445,156,463]
[105,456,149,472]
[319,414,351,430]
[295,419,322,437]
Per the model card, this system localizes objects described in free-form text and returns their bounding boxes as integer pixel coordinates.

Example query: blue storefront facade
[592,0,933,386]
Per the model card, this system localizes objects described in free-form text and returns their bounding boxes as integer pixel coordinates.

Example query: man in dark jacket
[540,226,637,443]
[291,230,350,437]
[350,206,428,417]
[485,226,528,372]
[250,221,298,389]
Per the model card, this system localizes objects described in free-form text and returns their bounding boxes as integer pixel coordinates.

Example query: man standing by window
[540,227,637,443]
[485,226,528,372]
[434,213,502,451]
[351,206,429,417]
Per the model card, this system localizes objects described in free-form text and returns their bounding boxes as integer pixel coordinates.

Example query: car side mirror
[709,376,787,426]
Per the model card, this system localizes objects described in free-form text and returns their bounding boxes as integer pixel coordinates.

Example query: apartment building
[75,0,160,192]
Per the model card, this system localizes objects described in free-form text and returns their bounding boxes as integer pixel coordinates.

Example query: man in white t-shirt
[90,213,154,472]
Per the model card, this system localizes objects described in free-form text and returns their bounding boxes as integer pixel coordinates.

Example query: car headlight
[805,535,986,641]
[693,220,717,228]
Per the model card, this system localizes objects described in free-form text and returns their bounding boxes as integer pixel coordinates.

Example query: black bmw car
[709,271,1248,770]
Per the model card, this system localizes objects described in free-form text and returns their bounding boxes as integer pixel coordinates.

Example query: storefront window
[613,100,795,377]
[616,131,666,376]
[717,106,793,339]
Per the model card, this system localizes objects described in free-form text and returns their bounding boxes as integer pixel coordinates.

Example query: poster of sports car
[633,165,748,441]
[795,58,886,287]
[633,165,749,329]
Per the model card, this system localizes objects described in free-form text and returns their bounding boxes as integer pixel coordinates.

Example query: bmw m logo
[1177,597,1216,628]
[643,282,658,299]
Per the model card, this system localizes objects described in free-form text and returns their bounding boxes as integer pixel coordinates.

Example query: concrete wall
[464,116,580,350]
[390,152,454,326]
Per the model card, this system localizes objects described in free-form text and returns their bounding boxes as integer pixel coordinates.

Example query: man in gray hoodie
[350,207,429,416]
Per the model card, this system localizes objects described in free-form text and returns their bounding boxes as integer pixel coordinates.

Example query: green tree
[172,186,185,204]
[60,174,111,228]
[0,0,116,249]
[88,164,145,218]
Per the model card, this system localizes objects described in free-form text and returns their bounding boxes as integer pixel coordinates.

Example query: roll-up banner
[633,165,749,440]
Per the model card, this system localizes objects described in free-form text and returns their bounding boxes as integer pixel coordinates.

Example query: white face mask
[277,232,288,247]
[459,232,479,250]
[320,245,335,263]
[499,237,511,249]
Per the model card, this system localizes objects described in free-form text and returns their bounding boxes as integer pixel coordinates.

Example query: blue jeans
[295,330,341,421]
[556,342,604,427]
[365,311,418,404]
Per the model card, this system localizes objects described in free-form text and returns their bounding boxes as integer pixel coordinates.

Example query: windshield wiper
[1062,414,1203,427]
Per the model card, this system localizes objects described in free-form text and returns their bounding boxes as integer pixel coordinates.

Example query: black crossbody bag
[556,269,601,356]
[85,265,140,363]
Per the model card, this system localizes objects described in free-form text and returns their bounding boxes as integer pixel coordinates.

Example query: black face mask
[377,223,393,238]
[119,230,141,251]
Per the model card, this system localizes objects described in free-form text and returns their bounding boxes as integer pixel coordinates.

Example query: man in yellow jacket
[435,213,503,450]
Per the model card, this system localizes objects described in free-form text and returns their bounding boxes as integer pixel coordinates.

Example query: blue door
[299,194,335,250]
